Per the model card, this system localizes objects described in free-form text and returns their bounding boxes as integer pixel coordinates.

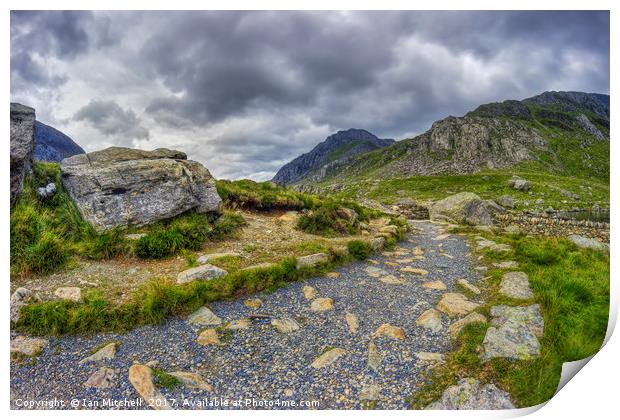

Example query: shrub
[347,240,372,260]
[297,203,358,236]
[21,232,70,275]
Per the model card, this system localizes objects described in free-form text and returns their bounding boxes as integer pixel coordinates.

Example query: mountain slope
[34,121,85,162]
[292,91,609,188]
[272,128,394,185]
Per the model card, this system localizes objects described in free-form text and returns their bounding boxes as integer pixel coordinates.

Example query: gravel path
[11,221,482,410]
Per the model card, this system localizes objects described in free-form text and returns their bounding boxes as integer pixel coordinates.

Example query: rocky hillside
[289,91,609,188]
[34,121,85,162]
[272,128,394,185]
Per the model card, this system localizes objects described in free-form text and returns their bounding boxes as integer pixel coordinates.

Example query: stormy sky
[10,11,610,180]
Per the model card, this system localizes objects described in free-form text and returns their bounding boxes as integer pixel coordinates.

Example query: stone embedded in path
[490,304,544,337]
[326,271,341,278]
[482,305,544,361]
[310,297,334,312]
[568,235,609,252]
[499,272,534,299]
[436,293,479,317]
[310,347,347,369]
[416,309,443,333]
[244,298,262,309]
[434,233,450,241]
[490,243,512,253]
[345,312,359,333]
[169,371,214,391]
[80,342,118,364]
[187,307,222,326]
[422,280,447,290]
[367,259,380,265]
[412,247,425,256]
[401,267,429,275]
[297,253,330,269]
[457,279,481,295]
[396,258,415,263]
[426,378,515,409]
[380,275,406,285]
[415,352,445,363]
[367,341,382,371]
[84,367,116,389]
[374,323,406,340]
[197,329,221,346]
[54,286,82,302]
[225,318,251,330]
[128,364,170,410]
[10,336,48,356]
[365,266,389,278]
[449,313,487,338]
[271,318,300,334]
[197,252,241,264]
[10,287,32,323]
[493,261,519,269]
[177,264,227,284]
[303,285,317,300]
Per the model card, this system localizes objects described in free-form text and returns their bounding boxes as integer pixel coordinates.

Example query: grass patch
[216,179,320,211]
[347,240,372,260]
[152,367,182,389]
[410,232,609,408]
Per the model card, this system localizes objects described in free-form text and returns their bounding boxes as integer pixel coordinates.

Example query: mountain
[272,128,394,185]
[34,121,85,162]
[289,91,609,189]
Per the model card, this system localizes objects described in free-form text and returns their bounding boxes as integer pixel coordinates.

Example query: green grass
[347,240,372,260]
[152,367,182,389]
[10,162,246,275]
[410,233,609,408]
[216,179,320,210]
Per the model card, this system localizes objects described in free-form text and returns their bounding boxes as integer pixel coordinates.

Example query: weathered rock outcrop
[10,103,36,206]
[60,147,222,230]
[426,378,515,409]
[430,192,504,225]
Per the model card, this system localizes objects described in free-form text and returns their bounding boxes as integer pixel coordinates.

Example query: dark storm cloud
[74,100,150,140]
[10,10,610,179]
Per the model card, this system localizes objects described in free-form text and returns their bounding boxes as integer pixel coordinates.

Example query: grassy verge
[10,162,245,276]
[14,229,404,336]
[409,229,609,408]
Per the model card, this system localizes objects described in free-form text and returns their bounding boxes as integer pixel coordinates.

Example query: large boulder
[10,103,36,206]
[60,147,222,230]
[430,192,504,226]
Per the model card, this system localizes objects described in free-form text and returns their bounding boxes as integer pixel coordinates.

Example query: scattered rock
[197,329,221,346]
[496,195,515,209]
[169,371,214,391]
[374,323,406,340]
[297,253,330,269]
[10,287,32,323]
[482,305,544,360]
[10,103,36,207]
[177,264,227,284]
[415,352,445,363]
[367,341,382,371]
[457,279,481,295]
[53,286,82,302]
[244,298,262,309]
[499,272,534,299]
[400,267,429,275]
[271,318,300,334]
[10,336,48,356]
[60,147,222,230]
[436,293,479,317]
[80,342,118,364]
[568,235,609,252]
[490,243,512,253]
[412,246,425,256]
[225,318,251,330]
[490,304,544,337]
[416,309,443,332]
[430,192,504,226]
[128,364,170,410]
[365,266,389,277]
[326,271,341,278]
[197,252,241,264]
[310,348,347,368]
[370,237,386,251]
[187,307,222,326]
[345,312,359,333]
[379,275,406,285]
[449,312,487,338]
[84,367,116,389]
[422,280,447,290]
[493,261,519,269]
[426,378,514,409]
[310,297,334,312]
[37,182,57,199]
[303,285,318,300]
[508,175,530,192]
[360,383,381,401]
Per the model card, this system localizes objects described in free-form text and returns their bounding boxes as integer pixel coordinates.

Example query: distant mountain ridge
[283,91,609,188]
[272,128,394,185]
[34,121,85,162]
